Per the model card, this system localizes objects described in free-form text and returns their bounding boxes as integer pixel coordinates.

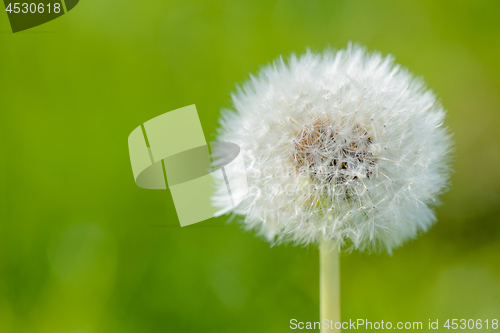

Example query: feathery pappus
[212,44,453,253]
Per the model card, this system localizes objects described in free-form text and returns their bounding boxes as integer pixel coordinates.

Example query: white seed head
[213,44,453,253]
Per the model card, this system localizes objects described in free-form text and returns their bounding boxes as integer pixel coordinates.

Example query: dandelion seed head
[212,44,453,253]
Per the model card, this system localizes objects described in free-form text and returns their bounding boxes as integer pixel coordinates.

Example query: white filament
[212,44,453,253]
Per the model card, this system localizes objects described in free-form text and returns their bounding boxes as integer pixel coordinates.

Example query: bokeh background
[1,0,500,332]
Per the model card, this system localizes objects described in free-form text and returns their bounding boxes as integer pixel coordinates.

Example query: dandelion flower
[213,44,453,330]
[213,44,453,254]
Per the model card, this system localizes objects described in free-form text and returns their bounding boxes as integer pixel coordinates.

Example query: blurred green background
[1,0,500,332]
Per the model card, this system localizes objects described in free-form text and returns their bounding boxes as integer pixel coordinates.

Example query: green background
[1,1,500,332]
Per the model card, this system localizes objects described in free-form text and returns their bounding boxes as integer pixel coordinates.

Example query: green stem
[320,237,341,332]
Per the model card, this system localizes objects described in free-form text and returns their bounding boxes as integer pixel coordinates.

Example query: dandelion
[212,44,453,330]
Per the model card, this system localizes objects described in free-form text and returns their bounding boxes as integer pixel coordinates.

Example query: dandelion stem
[320,237,341,332]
